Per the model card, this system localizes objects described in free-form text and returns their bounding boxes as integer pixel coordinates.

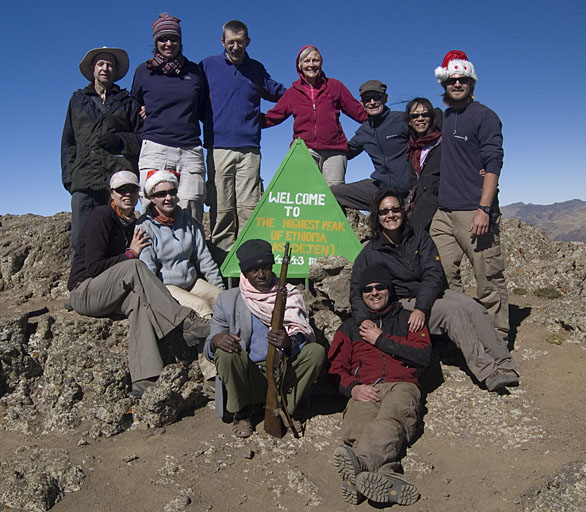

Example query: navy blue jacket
[347,107,411,194]
[200,53,286,149]
[439,101,503,210]
[131,59,206,147]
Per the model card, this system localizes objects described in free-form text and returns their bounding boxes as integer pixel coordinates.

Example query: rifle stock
[264,242,291,438]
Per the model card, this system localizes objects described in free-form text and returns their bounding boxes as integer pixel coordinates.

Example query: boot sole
[356,471,419,506]
[333,446,360,485]
[340,480,363,505]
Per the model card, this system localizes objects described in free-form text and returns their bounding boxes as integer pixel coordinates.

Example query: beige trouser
[307,148,347,186]
[342,381,420,476]
[70,259,192,383]
[214,343,325,415]
[430,209,509,345]
[138,139,206,223]
[206,148,262,255]
[400,290,516,382]
[166,279,222,380]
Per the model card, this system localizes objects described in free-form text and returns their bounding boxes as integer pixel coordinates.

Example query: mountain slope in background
[501,199,586,242]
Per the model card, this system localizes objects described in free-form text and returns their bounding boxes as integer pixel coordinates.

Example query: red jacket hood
[296,45,325,85]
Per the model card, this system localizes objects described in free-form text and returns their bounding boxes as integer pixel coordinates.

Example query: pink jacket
[262,45,366,151]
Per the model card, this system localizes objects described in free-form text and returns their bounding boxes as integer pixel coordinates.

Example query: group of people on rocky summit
[61,11,516,507]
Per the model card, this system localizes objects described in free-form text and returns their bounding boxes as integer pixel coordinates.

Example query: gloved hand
[96,133,123,153]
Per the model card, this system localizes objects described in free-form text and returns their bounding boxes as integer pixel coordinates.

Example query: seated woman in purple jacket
[262,45,367,185]
[131,12,207,222]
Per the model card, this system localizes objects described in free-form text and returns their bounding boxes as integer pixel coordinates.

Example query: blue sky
[5,0,585,215]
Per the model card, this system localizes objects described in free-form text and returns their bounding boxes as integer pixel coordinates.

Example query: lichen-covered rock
[0,447,84,511]
[528,297,586,343]
[309,255,353,315]
[519,461,586,511]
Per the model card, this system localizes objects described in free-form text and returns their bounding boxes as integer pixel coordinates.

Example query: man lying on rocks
[328,263,430,506]
[67,170,210,398]
[204,239,325,438]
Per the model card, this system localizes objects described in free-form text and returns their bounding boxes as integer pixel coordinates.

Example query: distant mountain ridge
[501,199,586,242]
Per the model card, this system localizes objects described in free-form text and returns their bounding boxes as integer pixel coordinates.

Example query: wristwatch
[478,206,491,214]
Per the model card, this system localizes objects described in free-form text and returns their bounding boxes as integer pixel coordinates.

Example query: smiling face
[361,92,387,118]
[299,50,322,83]
[156,34,180,59]
[408,103,432,136]
[443,74,473,105]
[93,53,117,88]
[377,195,404,235]
[222,29,249,65]
[244,265,274,292]
[362,282,390,312]
[150,181,178,217]
[111,184,139,215]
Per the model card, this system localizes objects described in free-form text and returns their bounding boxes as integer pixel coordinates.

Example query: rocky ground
[0,213,585,511]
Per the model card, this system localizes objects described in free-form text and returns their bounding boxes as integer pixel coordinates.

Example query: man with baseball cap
[430,50,509,346]
[204,238,324,438]
[61,46,142,256]
[331,80,411,211]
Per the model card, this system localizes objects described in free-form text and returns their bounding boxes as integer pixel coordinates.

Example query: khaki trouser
[206,148,262,254]
[430,209,509,345]
[167,279,222,380]
[138,139,206,223]
[214,343,325,415]
[400,290,516,382]
[307,148,347,186]
[70,259,192,383]
[342,381,420,476]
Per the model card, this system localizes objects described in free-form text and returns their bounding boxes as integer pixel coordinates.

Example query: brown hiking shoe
[485,368,519,392]
[182,311,210,346]
[356,471,419,505]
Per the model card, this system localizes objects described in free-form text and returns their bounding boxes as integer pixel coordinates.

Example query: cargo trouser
[70,259,192,383]
[400,290,517,382]
[206,148,262,255]
[307,149,347,186]
[342,381,420,476]
[214,343,325,415]
[430,209,509,345]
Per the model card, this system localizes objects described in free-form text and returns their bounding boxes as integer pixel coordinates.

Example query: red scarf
[149,204,178,226]
[407,131,441,175]
[146,53,186,76]
[110,201,135,225]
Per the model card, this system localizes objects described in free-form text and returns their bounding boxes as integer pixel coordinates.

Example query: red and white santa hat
[434,50,477,83]
[143,169,180,197]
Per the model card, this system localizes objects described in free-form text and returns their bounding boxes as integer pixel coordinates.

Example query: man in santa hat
[430,50,509,347]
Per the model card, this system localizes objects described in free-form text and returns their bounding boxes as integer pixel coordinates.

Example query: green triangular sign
[220,139,362,278]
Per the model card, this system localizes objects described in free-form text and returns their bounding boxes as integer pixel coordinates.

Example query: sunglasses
[378,206,402,216]
[157,35,179,43]
[151,188,178,199]
[409,112,432,120]
[362,93,385,103]
[114,185,139,195]
[362,284,388,293]
[445,76,472,86]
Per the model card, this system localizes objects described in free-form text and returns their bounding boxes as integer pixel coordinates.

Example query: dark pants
[331,179,380,211]
[71,190,110,257]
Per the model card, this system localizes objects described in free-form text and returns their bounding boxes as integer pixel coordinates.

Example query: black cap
[236,239,275,273]
[358,263,396,297]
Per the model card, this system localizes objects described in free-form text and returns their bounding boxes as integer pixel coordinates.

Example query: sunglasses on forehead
[362,284,388,293]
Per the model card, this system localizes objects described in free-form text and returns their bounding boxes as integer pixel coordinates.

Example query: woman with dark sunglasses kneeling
[350,188,519,393]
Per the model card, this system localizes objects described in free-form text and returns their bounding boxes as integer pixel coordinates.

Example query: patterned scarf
[146,52,186,76]
[239,273,315,341]
[110,201,136,225]
[148,204,177,227]
[406,131,442,175]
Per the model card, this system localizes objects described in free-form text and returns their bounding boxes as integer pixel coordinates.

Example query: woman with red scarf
[405,98,442,230]
[131,12,207,223]
[262,45,366,185]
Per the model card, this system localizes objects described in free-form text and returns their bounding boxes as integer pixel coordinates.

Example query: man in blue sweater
[200,20,286,262]
[430,50,509,346]
[331,80,411,211]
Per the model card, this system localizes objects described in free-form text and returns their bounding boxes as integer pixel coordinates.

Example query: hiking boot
[356,471,420,506]
[182,311,210,346]
[333,445,367,486]
[485,368,519,392]
[340,480,364,505]
[130,377,157,399]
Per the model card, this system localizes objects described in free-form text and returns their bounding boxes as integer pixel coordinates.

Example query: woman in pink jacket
[263,45,366,185]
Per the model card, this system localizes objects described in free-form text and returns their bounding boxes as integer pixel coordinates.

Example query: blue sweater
[200,53,285,149]
[131,59,206,147]
[347,108,411,194]
[439,101,503,210]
